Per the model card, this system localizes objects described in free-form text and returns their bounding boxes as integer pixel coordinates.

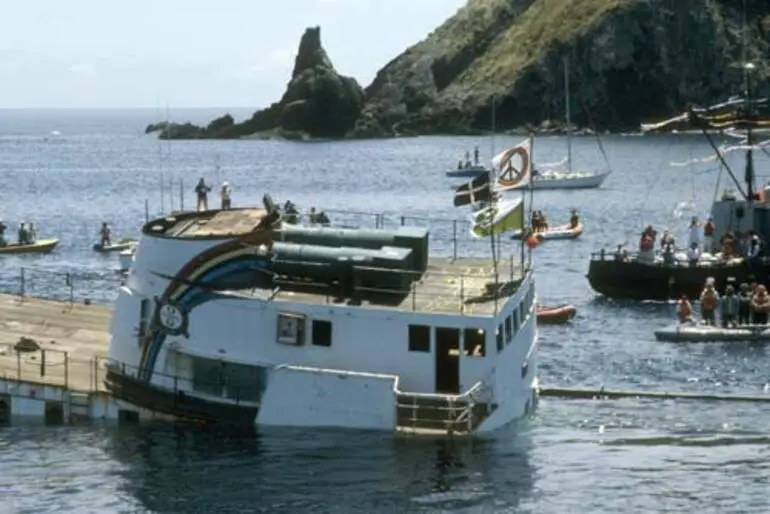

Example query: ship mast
[742,0,755,203]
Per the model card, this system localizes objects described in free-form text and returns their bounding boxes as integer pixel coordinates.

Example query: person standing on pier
[220,181,232,210]
[194,178,212,212]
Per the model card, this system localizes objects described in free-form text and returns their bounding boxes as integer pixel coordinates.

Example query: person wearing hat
[738,282,753,325]
[720,285,739,328]
[220,181,232,210]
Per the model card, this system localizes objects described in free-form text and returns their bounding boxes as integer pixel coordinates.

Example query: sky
[0,0,467,109]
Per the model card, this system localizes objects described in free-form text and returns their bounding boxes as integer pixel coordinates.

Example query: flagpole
[527,133,535,268]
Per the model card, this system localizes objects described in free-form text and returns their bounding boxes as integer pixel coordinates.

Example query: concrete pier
[0,294,117,423]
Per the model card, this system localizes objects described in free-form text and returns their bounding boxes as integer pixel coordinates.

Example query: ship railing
[394,378,493,436]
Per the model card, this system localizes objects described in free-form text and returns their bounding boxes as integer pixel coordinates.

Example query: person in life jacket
[699,280,720,325]
[751,284,770,324]
[738,282,753,325]
[676,294,693,324]
[720,285,739,328]
[703,217,715,253]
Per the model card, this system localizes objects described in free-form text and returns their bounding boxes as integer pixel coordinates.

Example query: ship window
[463,328,485,357]
[276,312,305,346]
[224,362,267,403]
[496,324,504,353]
[312,319,332,347]
[513,311,519,333]
[504,315,512,342]
[408,324,430,352]
[191,356,267,403]
[192,357,225,398]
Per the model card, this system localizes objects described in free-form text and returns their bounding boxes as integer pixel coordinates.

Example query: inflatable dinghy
[654,323,770,343]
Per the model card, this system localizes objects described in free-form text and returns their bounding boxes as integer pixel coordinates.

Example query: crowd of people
[0,220,37,247]
[614,215,764,267]
[677,278,770,328]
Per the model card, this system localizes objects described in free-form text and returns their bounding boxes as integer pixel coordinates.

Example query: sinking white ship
[104,197,539,435]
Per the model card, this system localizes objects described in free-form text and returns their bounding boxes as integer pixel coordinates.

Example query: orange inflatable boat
[536,304,577,325]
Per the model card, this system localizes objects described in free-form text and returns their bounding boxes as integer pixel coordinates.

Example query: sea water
[0,108,769,513]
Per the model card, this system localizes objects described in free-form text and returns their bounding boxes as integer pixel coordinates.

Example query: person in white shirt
[688,217,702,250]
[220,181,232,210]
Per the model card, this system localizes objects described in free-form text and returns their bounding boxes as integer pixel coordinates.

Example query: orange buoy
[526,234,539,249]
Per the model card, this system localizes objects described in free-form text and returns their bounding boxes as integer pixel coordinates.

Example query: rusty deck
[0,294,112,392]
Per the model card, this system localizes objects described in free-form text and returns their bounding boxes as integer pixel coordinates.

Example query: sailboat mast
[564,56,572,174]
[742,0,755,203]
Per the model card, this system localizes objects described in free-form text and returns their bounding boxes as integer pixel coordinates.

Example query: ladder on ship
[395,382,494,436]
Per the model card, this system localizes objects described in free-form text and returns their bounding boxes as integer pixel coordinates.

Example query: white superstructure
[104,204,539,435]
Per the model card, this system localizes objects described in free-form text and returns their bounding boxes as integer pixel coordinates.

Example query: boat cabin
[106,206,538,434]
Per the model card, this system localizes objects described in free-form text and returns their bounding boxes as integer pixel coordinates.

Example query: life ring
[498,146,530,188]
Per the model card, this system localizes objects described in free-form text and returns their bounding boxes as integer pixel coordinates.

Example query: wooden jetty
[0,293,111,393]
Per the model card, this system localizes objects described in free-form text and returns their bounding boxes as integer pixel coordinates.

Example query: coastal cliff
[149,0,770,140]
[146,27,364,140]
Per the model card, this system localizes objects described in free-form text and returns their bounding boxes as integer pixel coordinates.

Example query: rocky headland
[148,0,770,140]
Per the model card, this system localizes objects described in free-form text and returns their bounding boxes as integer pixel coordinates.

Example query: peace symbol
[498,146,530,188]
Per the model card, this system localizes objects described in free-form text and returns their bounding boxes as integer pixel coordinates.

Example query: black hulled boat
[587,69,770,301]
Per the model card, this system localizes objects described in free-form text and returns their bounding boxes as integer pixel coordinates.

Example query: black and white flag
[453,172,492,207]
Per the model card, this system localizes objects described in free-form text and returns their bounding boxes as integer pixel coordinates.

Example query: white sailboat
[530,57,611,190]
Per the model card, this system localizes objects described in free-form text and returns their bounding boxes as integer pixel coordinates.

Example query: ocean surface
[1,108,770,513]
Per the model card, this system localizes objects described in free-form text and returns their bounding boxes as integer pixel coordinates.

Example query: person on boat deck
[569,209,579,229]
[194,178,212,212]
[219,181,232,210]
[474,146,479,165]
[699,280,719,326]
[676,294,693,324]
[660,230,675,249]
[703,217,715,252]
[688,216,702,250]
[457,160,463,170]
[662,242,676,265]
[537,211,548,231]
[99,222,111,248]
[720,285,740,328]
[641,224,657,243]
[738,283,753,325]
[0,219,7,246]
[27,222,36,244]
[17,223,29,245]
[686,242,700,267]
[751,285,770,324]
[464,151,471,168]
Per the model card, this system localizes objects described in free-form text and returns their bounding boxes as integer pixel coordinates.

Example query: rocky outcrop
[147,27,365,140]
[350,0,770,137]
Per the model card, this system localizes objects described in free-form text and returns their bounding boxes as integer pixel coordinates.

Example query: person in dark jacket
[738,282,752,325]
[195,178,212,211]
